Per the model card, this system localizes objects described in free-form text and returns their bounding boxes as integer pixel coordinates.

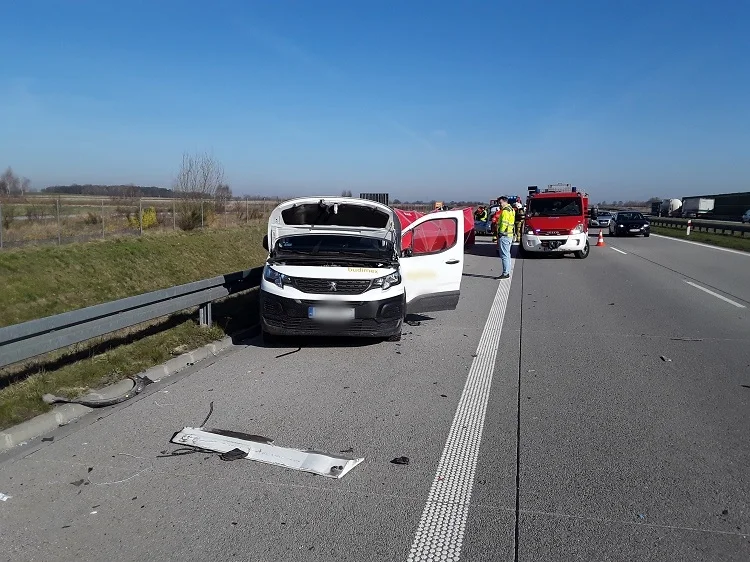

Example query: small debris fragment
[608,303,615,306]
[722,509,729,515]
[391,456,410,465]
[219,448,247,462]
[406,320,421,327]
[660,356,672,362]
[62,525,70,529]
[0,492,11,502]
[132,497,137,501]
[231,521,237,526]
[339,447,354,453]
[440,394,447,398]
[637,513,645,520]
[87,467,93,473]
[41,437,54,442]
[275,347,301,359]
[90,511,97,515]
[70,479,87,487]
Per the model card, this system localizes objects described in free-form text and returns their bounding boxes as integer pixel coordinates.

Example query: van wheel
[574,241,590,259]
[387,330,402,342]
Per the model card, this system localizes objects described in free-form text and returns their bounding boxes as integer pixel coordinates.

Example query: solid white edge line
[683,281,746,309]
[406,258,515,562]
[651,234,750,257]
[610,247,627,255]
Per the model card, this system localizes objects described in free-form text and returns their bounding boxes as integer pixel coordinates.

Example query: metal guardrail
[0,266,264,369]
[648,217,750,236]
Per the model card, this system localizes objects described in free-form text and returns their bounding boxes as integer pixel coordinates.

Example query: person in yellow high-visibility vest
[496,196,515,279]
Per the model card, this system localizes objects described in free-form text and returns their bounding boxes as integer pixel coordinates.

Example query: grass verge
[650,226,750,252]
[0,289,260,430]
[0,226,268,327]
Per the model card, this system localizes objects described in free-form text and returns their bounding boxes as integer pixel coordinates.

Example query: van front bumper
[260,291,404,337]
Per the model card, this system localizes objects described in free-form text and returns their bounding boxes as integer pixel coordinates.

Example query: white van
[259,197,465,342]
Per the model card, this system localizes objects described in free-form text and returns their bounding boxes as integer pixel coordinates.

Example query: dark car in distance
[608,211,650,237]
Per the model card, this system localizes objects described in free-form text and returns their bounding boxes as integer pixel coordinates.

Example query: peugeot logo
[329,281,337,292]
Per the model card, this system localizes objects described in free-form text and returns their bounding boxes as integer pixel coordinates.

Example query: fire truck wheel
[574,241,590,259]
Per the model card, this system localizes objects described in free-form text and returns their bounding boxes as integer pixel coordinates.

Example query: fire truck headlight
[570,224,584,235]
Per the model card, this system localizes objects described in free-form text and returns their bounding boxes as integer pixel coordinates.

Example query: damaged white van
[259,197,465,342]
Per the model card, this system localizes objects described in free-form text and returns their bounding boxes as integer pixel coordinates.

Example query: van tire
[387,330,402,342]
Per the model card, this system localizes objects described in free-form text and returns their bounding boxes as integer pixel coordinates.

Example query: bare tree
[341,189,352,197]
[20,177,31,195]
[173,151,225,199]
[1,167,19,196]
[172,151,226,230]
[215,183,232,212]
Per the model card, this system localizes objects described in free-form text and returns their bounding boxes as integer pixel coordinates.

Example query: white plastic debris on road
[170,427,364,479]
[0,492,11,502]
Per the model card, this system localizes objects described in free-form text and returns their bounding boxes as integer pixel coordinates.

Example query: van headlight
[570,224,584,234]
[371,271,401,291]
[263,266,292,289]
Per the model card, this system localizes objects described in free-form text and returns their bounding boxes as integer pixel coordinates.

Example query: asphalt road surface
[1,236,748,561]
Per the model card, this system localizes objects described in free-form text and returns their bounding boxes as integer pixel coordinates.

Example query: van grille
[292,278,371,295]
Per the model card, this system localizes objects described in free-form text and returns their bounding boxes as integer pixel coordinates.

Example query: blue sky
[1,0,749,202]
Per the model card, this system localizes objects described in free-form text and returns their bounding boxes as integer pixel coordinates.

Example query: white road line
[684,281,746,308]
[407,260,514,562]
[610,247,627,255]
[652,234,750,257]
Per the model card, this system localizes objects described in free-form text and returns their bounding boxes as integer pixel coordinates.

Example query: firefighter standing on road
[513,201,525,242]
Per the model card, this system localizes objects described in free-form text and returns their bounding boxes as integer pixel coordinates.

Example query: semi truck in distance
[681,197,715,218]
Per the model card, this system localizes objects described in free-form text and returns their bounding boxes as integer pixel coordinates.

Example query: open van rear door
[400,210,464,314]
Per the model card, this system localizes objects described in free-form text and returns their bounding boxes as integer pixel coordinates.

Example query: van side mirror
[262,235,269,251]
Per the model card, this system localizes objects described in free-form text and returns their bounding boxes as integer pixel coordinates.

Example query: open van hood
[267,197,398,248]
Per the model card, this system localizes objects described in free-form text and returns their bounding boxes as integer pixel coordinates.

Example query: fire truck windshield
[528,197,582,217]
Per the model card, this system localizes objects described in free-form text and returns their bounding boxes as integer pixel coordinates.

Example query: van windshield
[528,198,582,217]
[273,234,396,263]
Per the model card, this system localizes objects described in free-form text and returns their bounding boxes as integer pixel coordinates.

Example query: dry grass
[650,226,750,252]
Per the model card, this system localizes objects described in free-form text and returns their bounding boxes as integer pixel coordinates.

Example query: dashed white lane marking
[684,281,746,308]
[407,260,515,562]
[610,247,627,255]
[652,234,750,257]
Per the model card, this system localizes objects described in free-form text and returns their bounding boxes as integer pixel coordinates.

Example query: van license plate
[308,307,355,321]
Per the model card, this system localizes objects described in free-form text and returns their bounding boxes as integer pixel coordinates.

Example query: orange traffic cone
[596,229,605,247]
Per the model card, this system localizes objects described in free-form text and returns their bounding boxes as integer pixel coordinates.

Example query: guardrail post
[139,198,143,236]
[246,198,249,225]
[101,198,105,238]
[686,219,692,236]
[201,200,204,228]
[173,199,176,230]
[198,302,212,328]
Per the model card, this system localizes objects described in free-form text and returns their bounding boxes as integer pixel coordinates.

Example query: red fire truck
[520,184,590,259]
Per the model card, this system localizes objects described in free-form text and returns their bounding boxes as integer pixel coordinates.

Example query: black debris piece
[42,436,54,442]
[132,497,137,501]
[440,394,447,398]
[70,479,87,487]
[42,375,154,408]
[391,456,410,465]
[275,347,301,359]
[200,401,215,427]
[339,447,354,454]
[722,509,729,515]
[87,467,93,473]
[608,302,615,305]
[62,525,71,529]
[219,448,248,462]
[406,320,421,327]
